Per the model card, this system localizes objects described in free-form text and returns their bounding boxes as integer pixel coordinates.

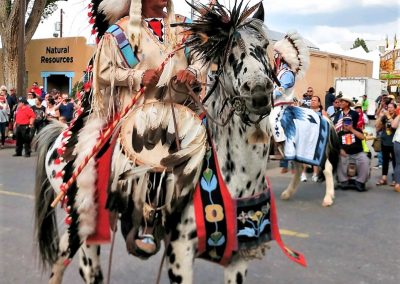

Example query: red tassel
[65,216,72,225]
[63,259,72,267]
[55,171,64,178]
[88,12,93,17]
[91,29,97,35]
[65,206,71,214]
[87,3,93,8]
[89,17,95,24]
[54,158,61,165]
[96,38,100,44]
[63,131,72,138]
[60,183,67,193]
[57,148,64,156]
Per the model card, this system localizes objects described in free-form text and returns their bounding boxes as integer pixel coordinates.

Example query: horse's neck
[206,89,269,199]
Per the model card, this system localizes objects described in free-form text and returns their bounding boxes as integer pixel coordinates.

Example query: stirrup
[135,234,157,255]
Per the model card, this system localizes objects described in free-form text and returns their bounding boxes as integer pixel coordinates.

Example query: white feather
[167,112,175,135]
[99,0,131,24]
[157,59,174,88]
[135,109,147,136]
[180,122,204,149]
[182,141,206,176]
[178,113,195,139]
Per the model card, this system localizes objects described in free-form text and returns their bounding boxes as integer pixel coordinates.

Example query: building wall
[0,37,95,94]
[294,50,373,106]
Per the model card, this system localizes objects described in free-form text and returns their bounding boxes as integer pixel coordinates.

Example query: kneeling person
[337,115,370,191]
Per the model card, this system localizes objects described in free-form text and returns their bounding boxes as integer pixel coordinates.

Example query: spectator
[39,86,46,99]
[333,94,359,130]
[31,97,46,134]
[30,82,42,97]
[45,98,60,122]
[375,102,397,186]
[301,87,313,108]
[41,94,50,108]
[27,92,36,106]
[336,115,369,192]
[327,96,341,120]
[7,87,18,130]
[361,94,369,114]
[390,112,400,192]
[55,93,76,123]
[13,98,35,157]
[0,93,10,148]
[354,103,367,130]
[325,87,336,111]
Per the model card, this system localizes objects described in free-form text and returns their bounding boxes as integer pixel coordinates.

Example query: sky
[34,0,400,51]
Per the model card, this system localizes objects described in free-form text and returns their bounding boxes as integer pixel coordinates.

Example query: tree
[0,0,59,91]
[351,37,369,53]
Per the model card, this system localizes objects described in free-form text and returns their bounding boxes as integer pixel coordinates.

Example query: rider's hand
[175,69,197,86]
[141,69,161,87]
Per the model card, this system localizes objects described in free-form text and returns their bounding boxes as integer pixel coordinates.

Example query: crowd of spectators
[0,83,81,157]
[282,86,400,193]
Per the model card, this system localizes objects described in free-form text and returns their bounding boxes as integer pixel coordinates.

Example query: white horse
[34,3,293,283]
[271,94,339,207]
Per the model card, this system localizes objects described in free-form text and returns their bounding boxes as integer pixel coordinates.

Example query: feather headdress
[273,31,310,78]
[173,0,263,65]
[89,0,176,47]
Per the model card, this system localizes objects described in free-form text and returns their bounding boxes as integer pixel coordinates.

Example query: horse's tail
[326,122,340,173]
[33,121,66,269]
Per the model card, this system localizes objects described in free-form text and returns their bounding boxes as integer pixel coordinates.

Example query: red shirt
[15,105,35,125]
[31,86,41,97]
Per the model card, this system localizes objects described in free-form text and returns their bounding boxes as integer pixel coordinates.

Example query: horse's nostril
[243,82,251,92]
[252,96,269,107]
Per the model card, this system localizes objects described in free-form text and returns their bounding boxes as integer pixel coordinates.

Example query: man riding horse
[88,0,207,255]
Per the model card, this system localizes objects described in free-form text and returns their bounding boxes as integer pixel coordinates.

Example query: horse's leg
[166,204,197,284]
[281,161,302,200]
[224,256,248,284]
[78,244,103,284]
[48,233,70,284]
[322,159,334,207]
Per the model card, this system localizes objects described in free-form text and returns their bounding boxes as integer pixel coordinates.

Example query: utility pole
[60,8,63,38]
[17,0,26,97]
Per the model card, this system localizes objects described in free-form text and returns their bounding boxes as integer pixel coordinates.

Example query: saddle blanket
[194,118,307,267]
[273,106,330,167]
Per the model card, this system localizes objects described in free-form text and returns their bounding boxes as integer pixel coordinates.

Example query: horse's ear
[252,3,265,22]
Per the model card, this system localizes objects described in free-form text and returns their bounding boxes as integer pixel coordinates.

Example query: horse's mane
[174,1,263,65]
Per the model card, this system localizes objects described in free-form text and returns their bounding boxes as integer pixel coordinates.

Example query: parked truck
[335,77,386,117]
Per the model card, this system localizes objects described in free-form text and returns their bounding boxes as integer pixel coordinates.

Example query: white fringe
[99,0,130,24]
[74,117,106,239]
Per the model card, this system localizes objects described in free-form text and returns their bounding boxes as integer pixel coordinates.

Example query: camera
[343,118,352,126]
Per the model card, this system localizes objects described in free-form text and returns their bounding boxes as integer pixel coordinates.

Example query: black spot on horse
[168,269,183,284]
[246,181,252,189]
[243,67,248,74]
[226,174,231,183]
[242,166,246,173]
[236,272,243,284]
[256,171,261,179]
[97,246,101,256]
[50,272,54,278]
[169,253,176,264]
[88,258,92,266]
[79,268,84,279]
[82,256,88,266]
[188,230,197,240]
[94,270,104,284]
[240,52,246,60]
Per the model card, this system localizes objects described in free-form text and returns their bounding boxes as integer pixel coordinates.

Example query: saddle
[118,102,207,256]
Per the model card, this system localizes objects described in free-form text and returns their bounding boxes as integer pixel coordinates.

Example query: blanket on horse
[278,106,329,167]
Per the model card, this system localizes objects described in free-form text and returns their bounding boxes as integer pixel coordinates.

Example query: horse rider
[85,0,207,256]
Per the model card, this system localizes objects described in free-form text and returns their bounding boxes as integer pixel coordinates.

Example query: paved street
[0,144,399,284]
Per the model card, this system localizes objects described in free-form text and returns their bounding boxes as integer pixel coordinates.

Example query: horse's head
[223,18,274,116]
[178,1,275,117]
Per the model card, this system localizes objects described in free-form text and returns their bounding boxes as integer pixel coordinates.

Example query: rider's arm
[95,34,144,92]
[273,71,295,98]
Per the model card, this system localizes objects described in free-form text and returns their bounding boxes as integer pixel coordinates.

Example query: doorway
[41,71,75,95]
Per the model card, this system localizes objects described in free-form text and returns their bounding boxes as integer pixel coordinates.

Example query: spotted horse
[34,2,305,283]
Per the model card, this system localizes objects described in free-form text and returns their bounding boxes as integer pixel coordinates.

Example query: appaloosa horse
[34,2,280,283]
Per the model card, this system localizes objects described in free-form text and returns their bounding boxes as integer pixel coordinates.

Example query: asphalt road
[0,145,399,284]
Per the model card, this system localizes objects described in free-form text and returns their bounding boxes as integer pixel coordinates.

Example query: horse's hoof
[322,199,333,207]
[280,191,291,200]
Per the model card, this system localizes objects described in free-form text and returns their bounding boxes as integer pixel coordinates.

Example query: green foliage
[351,37,369,53]
[43,0,59,19]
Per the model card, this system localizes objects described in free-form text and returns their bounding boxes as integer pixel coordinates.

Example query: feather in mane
[172,0,262,65]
